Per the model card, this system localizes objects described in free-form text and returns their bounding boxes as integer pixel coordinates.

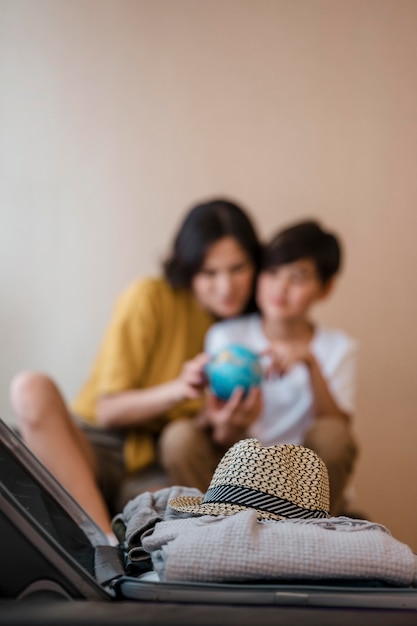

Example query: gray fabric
[112,485,203,547]
[140,511,417,586]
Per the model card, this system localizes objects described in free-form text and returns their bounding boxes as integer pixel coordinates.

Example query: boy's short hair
[262,220,342,284]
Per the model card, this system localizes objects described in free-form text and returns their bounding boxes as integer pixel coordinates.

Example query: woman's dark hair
[262,220,342,284]
[163,198,261,310]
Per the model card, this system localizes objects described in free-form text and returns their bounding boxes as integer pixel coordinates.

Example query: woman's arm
[96,353,209,428]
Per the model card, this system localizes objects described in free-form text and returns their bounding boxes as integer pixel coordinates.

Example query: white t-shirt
[205,313,358,447]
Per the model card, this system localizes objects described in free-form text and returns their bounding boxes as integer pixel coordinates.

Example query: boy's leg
[10,371,114,533]
[303,417,359,516]
[158,419,225,493]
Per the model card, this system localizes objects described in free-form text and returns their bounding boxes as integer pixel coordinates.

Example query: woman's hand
[203,386,263,448]
[173,353,210,402]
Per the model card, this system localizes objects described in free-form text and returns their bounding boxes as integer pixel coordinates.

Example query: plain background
[1,0,416,552]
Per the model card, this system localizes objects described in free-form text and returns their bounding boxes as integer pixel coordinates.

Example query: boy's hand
[264,341,314,377]
[204,386,263,447]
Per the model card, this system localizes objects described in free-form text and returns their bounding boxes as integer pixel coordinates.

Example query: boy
[204,220,359,515]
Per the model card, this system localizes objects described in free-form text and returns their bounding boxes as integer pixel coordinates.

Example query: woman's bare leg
[10,371,113,534]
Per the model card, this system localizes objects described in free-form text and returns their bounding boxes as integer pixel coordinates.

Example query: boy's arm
[266,341,353,421]
[305,354,351,421]
[197,387,263,448]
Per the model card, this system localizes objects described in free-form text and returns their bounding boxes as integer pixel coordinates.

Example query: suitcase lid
[0,418,121,600]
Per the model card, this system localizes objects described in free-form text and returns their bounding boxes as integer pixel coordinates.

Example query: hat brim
[168,495,287,521]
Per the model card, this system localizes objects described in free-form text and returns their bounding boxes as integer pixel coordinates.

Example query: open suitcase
[1,417,416,616]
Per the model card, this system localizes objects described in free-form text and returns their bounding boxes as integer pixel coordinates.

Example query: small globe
[205,343,263,400]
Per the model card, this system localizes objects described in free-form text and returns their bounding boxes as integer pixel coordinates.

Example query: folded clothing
[112,485,203,547]
[141,510,417,586]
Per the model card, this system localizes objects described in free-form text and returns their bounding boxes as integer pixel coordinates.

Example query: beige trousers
[158,416,358,516]
[303,417,359,515]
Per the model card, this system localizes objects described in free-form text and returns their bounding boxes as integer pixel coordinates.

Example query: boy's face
[256,258,330,322]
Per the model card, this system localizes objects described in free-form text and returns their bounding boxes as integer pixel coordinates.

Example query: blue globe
[205,343,263,401]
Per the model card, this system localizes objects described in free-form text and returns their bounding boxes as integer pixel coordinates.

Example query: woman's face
[192,236,255,319]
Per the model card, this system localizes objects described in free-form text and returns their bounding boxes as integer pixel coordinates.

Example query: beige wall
[1,0,416,550]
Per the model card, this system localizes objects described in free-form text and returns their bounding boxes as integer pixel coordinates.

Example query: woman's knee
[10,371,62,428]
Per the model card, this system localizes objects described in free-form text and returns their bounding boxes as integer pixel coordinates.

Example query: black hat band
[203,484,329,519]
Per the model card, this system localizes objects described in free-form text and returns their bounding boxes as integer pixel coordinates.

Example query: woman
[10,198,262,540]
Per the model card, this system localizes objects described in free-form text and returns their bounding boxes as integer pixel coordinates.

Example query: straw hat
[169,438,330,521]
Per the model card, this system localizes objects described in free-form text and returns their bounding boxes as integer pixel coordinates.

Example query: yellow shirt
[72,277,214,472]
